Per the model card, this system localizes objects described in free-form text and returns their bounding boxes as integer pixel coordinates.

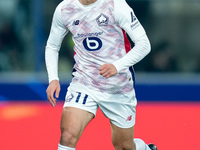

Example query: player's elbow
[141,34,151,56]
[138,35,151,56]
[135,34,151,56]
[145,37,151,55]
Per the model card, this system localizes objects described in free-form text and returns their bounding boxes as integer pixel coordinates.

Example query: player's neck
[79,0,97,5]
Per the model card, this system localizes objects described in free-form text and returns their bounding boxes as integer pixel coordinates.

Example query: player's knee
[60,127,78,147]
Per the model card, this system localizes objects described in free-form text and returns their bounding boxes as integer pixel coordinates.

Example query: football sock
[134,138,151,150]
[57,144,75,150]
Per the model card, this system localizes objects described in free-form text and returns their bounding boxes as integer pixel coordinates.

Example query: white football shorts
[63,82,137,128]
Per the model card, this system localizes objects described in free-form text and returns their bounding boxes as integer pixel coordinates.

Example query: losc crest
[66,92,74,102]
[96,13,109,26]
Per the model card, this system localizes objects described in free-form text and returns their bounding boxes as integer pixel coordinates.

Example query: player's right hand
[99,63,117,78]
[46,80,60,107]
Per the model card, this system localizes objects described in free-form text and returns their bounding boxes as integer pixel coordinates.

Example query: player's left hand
[99,63,117,78]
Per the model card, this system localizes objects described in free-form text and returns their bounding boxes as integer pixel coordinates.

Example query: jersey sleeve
[45,3,69,83]
[113,0,151,72]
[114,0,146,41]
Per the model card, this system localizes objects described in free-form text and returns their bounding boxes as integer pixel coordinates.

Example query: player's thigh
[60,107,94,139]
[111,122,135,148]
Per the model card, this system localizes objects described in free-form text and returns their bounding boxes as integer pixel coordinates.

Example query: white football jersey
[45,0,150,94]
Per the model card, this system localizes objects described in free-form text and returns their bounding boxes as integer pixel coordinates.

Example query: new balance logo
[73,20,80,25]
[126,115,132,121]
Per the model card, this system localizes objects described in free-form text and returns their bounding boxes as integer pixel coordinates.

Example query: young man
[45,0,157,150]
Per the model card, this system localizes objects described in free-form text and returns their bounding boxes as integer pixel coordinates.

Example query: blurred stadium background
[0,0,200,150]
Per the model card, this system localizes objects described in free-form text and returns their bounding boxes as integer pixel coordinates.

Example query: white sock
[134,138,151,150]
[57,144,75,150]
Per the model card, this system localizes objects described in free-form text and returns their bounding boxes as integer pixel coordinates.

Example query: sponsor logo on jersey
[83,37,102,51]
[131,12,137,23]
[130,21,140,30]
[77,32,103,38]
[96,13,109,26]
[130,11,140,30]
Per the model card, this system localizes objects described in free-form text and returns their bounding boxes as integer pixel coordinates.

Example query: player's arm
[45,3,68,107]
[112,0,151,73]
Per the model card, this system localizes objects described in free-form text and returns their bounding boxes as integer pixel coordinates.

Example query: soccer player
[45,0,157,150]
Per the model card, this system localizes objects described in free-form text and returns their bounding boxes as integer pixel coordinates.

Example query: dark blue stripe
[72,60,76,77]
[83,94,88,105]
[76,92,81,103]
[129,66,135,87]
[1,83,200,101]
